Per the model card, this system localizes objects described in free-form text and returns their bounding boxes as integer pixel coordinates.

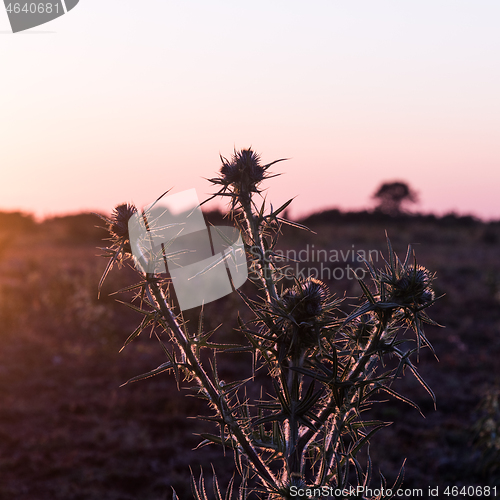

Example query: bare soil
[1,211,499,499]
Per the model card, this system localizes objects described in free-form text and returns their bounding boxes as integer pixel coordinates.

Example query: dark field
[1,210,500,499]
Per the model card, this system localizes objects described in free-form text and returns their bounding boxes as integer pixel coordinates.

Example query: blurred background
[1,1,500,499]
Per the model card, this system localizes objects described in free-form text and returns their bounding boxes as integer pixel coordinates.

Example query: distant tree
[373,181,418,215]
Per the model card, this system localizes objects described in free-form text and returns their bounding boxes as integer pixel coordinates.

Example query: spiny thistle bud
[279,474,307,499]
[353,313,377,345]
[109,204,137,239]
[107,203,138,254]
[208,148,286,209]
[281,278,329,322]
[276,278,330,359]
[392,265,435,306]
[220,148,265,196]
[96,203,139,295]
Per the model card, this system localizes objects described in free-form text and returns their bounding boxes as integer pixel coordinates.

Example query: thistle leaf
[120,361,173,387]
[119,314,154,352]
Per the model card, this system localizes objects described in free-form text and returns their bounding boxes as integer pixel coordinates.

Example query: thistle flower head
[207,148,286,208]
[108,203,138,242]
[392,265,435,305]
[220,148,265,191]
[280,475,307,499]
[281,277,330,322]
[95,203,138,296]
[272,278,332,360]
[352,313,377,345]
[97,202,138,259]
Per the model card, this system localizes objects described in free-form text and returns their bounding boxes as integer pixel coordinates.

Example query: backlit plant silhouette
[97,149,440,499]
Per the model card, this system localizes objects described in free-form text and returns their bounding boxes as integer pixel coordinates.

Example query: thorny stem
[286,352,303,479]
[346,312,388,382]
[146,277,278,490]
[240,194,311,491]
[296,314,389,476]
[240,195,302,486]
[315,412,343,485]
[241,194,316,483]
[240,196,278,304]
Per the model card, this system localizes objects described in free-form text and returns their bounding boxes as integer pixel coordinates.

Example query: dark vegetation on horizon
[1,206,498,239]
[1,180,495,235]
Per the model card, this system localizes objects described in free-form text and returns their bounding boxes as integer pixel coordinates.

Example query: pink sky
[1,1,499,221]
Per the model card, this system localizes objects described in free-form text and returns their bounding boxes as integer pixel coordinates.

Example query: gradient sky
[1,1,499,221]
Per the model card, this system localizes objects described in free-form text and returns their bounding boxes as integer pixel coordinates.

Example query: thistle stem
[147,277,278,490]
[296,315,389,475]
[286,352,302,479]
[240,197,278,304]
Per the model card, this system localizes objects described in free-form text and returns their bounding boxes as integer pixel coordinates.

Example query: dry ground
[1,211,499,499]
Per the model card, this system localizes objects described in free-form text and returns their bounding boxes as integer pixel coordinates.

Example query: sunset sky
[1,1,499,221]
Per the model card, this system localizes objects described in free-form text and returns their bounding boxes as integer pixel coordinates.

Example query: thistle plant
[97,148,440,499]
